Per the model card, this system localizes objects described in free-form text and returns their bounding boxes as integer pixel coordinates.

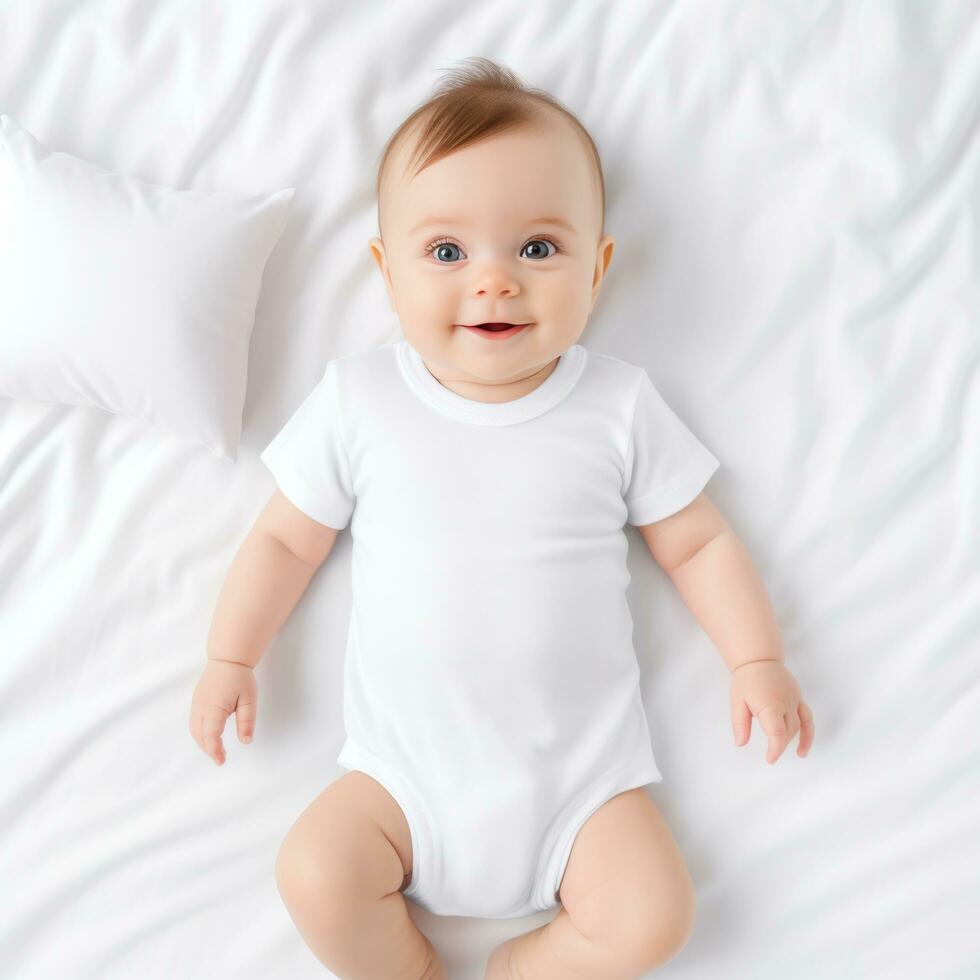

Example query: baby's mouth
[458,322,532,335]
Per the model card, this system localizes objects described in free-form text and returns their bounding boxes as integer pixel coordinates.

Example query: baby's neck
[424,356,561,404]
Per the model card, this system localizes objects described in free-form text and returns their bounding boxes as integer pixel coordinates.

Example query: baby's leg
[486,787,695,979]
[276,771,445,980]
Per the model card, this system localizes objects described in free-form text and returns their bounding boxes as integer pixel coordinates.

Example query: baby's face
[369,117,615,390]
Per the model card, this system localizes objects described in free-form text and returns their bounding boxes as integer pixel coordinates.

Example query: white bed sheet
[1,2,978,978]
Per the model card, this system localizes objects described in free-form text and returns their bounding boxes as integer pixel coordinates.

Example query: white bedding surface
[1,2,977,978]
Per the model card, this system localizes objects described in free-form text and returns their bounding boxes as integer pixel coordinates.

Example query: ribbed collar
[396,340,587,426]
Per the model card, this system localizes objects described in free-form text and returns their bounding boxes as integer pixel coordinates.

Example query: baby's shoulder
[581,347,647,400]
[329,341,398,374]
[327,341,399,387]
[583,347,643,377]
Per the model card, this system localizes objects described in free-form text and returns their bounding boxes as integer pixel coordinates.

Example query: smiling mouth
[458,322,531,332]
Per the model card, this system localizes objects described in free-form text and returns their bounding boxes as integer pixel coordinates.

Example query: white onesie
[260,339,720,919]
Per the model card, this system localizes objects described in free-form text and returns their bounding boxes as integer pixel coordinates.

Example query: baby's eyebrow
[408,216,576,235]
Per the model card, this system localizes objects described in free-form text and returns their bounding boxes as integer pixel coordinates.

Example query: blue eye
[521,239,559,260]
[426,240,464,263]
[422,236,563,263]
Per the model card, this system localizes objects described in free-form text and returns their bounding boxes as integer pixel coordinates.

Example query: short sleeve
[622,370,720,526]
[259,361,355,530]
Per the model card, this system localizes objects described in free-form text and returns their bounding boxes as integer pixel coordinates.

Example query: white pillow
[0,113,294,461]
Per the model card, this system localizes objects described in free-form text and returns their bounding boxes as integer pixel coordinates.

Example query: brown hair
[375,56,606,240]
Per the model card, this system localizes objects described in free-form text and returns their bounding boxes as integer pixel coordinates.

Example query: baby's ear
[367,239,397,313]
[590,235,616,307]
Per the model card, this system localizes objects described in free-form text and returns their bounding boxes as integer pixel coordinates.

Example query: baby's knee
[612,883,697,974]
[275,829,365,935]
[575,872,695,977]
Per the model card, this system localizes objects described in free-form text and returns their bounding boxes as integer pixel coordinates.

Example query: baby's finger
[189,695,212,758]
[236,695,257,744]
[201,707,229,765]
[758,703,788,764]
[189,713,206,757]
[731,695,752,746]
[785,706,801,749]
[797,701,815,756]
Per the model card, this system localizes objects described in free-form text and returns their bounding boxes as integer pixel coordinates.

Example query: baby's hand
[730,660,814,764]
[189,659,258,766]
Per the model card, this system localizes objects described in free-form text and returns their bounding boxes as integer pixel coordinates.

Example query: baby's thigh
[558,787,696,956]
[275,770,414,915]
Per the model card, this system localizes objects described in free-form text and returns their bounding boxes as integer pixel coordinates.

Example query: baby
[190,57,814,980]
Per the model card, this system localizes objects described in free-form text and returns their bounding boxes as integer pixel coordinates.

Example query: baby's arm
[190,490,341,764]
[637,491,814,762]
[636,491,783,669]
[206,490,340,667]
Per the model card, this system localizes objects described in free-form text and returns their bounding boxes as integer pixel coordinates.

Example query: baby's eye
[425,240,464,263]
[520,238,560,260]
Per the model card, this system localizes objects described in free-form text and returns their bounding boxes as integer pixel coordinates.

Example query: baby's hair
[374,56,606,240]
